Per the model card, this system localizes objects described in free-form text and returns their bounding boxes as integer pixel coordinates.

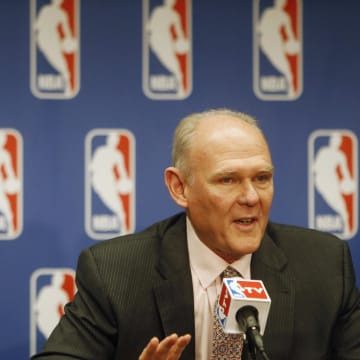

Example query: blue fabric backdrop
[0,1,359,358]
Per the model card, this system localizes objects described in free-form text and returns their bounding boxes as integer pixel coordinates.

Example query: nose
[237,181,259,206]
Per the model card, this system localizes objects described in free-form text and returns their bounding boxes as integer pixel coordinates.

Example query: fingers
[139,333,191,360]
[167,334,191,360]
[139,334,177,360]
[139,337,160,359]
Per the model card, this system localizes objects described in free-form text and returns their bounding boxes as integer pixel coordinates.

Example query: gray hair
[172,108,263,180]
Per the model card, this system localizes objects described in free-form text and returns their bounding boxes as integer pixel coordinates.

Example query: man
[32,109,360,359]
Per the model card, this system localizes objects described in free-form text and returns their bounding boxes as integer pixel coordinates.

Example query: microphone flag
[216,278,271,334]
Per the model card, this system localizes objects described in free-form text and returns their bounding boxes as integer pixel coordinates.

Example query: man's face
[183,116,274,262]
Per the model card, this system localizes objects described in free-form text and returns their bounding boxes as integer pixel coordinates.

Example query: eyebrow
[217,166,275,175]
[259,166,275,173]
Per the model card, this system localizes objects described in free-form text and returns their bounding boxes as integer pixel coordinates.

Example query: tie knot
[222,266,240,278]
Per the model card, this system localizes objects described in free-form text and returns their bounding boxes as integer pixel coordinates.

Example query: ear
[164,167,188,208]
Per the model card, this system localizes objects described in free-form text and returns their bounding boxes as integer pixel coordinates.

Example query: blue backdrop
[0,1,359,358]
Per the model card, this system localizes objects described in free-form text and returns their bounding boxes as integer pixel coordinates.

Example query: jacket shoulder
[266,221,343,247]
[87,212,186,256]
[264,222,350,270]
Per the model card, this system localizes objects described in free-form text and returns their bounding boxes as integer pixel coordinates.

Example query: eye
[221,177,234,184]
[254,172,273,184]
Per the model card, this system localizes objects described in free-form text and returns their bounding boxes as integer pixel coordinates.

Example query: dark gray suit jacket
[32,213,360,360]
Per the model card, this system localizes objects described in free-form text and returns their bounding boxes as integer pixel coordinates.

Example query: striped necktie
[211,266,244,360]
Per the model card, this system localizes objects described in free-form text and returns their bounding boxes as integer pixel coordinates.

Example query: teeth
[239,219,253,224]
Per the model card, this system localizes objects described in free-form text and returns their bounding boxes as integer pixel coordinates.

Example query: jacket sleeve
[332,242,360,359]
[31,248,118,360]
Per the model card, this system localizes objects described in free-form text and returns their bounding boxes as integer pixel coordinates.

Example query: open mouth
[235,218,256,224]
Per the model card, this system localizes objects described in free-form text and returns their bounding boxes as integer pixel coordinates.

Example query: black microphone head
[235,305,260,332]
[236,305,268,354]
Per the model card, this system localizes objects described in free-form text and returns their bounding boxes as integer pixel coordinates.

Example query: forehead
[196,115,268,148]
[189,116,272,167]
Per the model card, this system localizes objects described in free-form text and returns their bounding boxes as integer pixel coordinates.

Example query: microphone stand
[243,328,271,360]
[242,334,256,360]
[236,306,271,360]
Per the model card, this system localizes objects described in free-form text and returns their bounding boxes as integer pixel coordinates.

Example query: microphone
[216,278,271,359]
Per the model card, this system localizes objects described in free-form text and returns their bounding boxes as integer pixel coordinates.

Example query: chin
[237,240,261,256]
[218,245,259,263]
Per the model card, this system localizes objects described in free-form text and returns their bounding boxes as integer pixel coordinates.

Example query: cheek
[186,182,239,214]
[188,192,229,219]
[262,203,273,221]
[204,191,233,211]
[186,184,217,204]
[260,188,274,208]
[266,190,274,208]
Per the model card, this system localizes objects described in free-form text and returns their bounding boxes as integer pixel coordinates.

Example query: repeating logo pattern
[0,129,23,240]
[85,129,136,240]
[30,0,80,99]
[30,268,76,356]
[253,0,303,100]
[308,130,358,240]
[143,0,192,100]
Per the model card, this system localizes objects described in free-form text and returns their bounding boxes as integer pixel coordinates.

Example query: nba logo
[308,130,358,240]
[85,129,136,240]
[0,129,23,240]
[143,0,192,100]
[30,268,76,356]
[30,0,80,99]
[253,0,303,100]
[235,280,269,300]
[217,285,231,327]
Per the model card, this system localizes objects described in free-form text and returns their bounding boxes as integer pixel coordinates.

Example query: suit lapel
[152,214,196,360]
[251,230,295,358]
[150,215,296,359]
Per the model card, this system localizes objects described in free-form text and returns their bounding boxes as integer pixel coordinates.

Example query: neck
[212,247,241,264]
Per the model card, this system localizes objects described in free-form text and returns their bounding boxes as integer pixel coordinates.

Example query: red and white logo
[85,129,136,240]
[30,268,76,356]
[143,0,192,100]
[253,0,303,100]
[218,285,232,319]
[308,130,358,240]
[0,129,23,240]
[229,280,269,300]
[30,0,80,99]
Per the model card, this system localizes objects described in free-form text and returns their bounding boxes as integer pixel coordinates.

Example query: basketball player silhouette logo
[253,0,303,100]
[31,0,80,99]
[143,0,192,99]
[309,130,358,240]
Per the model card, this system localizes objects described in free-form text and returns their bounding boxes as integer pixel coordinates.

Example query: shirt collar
[186,217,252,289]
